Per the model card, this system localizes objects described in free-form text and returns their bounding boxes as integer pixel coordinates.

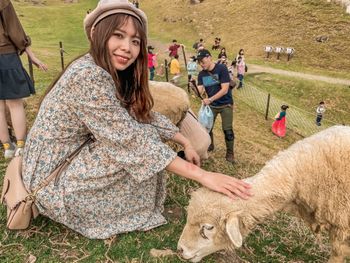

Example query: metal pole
[265,93,271,120]
[59,41,64,71]
[165,59,169,82]
[181,45,187,68]
[27,54,35,87]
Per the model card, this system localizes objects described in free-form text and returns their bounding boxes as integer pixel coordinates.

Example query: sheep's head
[177,188,246,262]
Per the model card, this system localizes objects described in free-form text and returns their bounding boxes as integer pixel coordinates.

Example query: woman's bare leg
[0,100,10,143]
[6,99,27,141]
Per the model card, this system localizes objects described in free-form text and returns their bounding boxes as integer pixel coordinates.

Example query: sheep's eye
[204,225,214,230]
[199,226,208,239]
[199,225,214,239]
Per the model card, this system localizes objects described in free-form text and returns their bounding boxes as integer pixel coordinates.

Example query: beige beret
[83,0,148,40]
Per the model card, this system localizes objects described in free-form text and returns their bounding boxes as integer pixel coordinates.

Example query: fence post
[181,45,187,68]
[165,59,169,82]
[265,93,271,120]
[27,55,35,87]
[59,41,64,71]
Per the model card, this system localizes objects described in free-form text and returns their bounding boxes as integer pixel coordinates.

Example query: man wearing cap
[196,49,235,163]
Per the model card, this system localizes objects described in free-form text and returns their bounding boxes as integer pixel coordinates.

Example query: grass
[1,0,349,262]
[143,0,350,79]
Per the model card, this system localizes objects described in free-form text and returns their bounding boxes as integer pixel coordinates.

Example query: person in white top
[316,101,326,126]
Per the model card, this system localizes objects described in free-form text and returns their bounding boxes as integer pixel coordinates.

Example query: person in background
[232,48,245,69]
[217,55,228,66]
[170,54,181,81]
[133,0,139,8]
[168,39,181,58]
[236,48,244,61]
[218,47,227,59]
[272,105,289,137]
[0,0,47,159]
[196,49,235,163]
[316,101,326,126]
[22,0,252,239]
[236,56,245,88]
[192,38,204,50]
[147,45,156,80]
[187,56,198,92]
[212,37,221,50]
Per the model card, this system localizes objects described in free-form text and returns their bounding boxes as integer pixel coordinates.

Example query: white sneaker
[14,147,24,157]
[4,148,15,159]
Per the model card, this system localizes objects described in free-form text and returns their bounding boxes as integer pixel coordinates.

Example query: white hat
[84,0,147,40]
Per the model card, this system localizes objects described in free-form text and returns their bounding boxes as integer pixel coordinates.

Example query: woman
[0,0,47,159]
[22,0,252,239]
[236,56,246,88]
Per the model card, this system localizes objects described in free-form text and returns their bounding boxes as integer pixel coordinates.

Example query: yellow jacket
[170,58,180,75]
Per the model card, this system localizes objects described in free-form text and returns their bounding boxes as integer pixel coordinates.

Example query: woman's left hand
[184,145,200,166]
[31,56,48,71]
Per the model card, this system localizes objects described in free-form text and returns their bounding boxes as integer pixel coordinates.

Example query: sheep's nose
[177,246,184,255]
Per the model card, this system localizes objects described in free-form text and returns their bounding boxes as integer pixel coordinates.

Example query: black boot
[225,150,235,164]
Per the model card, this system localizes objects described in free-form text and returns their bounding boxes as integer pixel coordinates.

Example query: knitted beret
[83,0,147,40]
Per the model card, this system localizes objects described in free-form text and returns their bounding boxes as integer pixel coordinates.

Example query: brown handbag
[1,135,95,230]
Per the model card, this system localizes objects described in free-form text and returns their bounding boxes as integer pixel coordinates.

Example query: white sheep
[149,80,190,126]
[178,125,350,263]
[150,81,210,160]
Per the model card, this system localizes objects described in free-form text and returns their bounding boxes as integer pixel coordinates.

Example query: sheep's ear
[225,216,242,248]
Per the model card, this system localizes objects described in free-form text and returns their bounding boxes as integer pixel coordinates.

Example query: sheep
[149,80,190,126]
[150,81,210,160]
[178,125,350,263]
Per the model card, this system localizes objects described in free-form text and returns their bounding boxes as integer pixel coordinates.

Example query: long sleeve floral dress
[22,54,178,239]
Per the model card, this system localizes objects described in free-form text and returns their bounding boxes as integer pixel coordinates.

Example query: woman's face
[107,17,141,71]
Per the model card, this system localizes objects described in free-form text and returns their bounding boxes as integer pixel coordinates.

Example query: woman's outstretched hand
[199,171,253,200]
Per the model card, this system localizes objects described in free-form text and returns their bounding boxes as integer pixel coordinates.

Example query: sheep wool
[178,125,350,263]
[149,81,189,126]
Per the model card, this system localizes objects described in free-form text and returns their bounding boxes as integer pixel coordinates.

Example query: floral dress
[22,54,178,239]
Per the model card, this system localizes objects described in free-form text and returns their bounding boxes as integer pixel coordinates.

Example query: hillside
[142,0,350,78]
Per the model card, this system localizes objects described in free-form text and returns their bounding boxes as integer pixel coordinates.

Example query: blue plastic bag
[198,105,214,132]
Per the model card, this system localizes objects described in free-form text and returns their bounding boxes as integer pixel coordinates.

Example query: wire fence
[235,84,340,137]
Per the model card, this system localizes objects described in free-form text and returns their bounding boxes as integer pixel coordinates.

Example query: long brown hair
[42,14,153,123]
[90,14,153,123]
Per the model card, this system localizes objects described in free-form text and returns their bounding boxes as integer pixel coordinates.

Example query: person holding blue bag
[196,49,235,163]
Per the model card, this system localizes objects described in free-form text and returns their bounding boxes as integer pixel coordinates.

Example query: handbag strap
[32,134,95,196]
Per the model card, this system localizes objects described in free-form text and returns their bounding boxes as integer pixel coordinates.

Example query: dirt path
[248,65,350,86]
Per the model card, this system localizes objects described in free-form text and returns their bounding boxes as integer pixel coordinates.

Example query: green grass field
[1,0,350,262]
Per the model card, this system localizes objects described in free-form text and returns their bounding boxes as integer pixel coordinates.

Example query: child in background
[147,46,156,80]
[170,54,180,75]
[236,56,245,88]
[187,56,197,92]
[316,101,326,126]
[272,105,289,137]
